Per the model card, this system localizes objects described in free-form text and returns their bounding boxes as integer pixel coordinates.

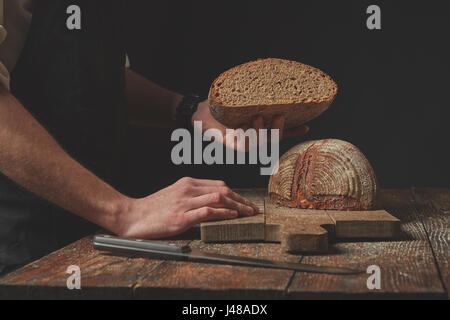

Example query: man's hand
[193,101,310,151]
[118,177,259,239]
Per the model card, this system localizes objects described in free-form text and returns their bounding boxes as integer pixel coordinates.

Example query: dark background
[122,0,449,197]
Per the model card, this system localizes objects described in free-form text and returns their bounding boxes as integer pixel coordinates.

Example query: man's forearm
[126,69,183,128]
[0,88,132,234]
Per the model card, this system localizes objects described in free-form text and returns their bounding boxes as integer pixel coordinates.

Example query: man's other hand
[192,100,310,151]
[118,177,259,239]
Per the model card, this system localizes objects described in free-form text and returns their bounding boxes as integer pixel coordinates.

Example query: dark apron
[0,0,126,273]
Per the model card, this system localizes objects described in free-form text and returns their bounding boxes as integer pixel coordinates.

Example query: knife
[92,235,364,275]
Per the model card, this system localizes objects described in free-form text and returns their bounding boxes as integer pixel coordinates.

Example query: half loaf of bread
[209,58,338,129]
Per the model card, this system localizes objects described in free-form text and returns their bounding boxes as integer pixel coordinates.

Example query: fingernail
[249,204,259,214]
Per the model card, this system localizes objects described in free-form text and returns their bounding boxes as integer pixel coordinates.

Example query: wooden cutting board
[201,189,401,253]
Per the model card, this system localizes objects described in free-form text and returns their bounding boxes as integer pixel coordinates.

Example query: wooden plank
[286,189,447,299]
[328,210,400,239]
[0,189,446,299]
[203,192,400,253]
[201,189,266,242]
[133,240,299,300]
[265,201,334,252]
[0,236,191,299]
[412,188,450,298]
[201,214,265,242]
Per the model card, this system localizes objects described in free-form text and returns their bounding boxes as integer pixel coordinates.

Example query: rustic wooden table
[0,189,448,300]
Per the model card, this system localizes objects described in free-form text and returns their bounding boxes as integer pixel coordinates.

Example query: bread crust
[268,139,378,211]
[208,58,338,129]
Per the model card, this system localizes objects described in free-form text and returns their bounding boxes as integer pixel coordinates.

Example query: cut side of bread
[209,58,338,129]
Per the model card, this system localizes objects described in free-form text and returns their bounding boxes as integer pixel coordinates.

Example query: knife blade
[93,235,364,275]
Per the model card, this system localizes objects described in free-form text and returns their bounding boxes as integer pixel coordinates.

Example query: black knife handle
[93,235,191,254]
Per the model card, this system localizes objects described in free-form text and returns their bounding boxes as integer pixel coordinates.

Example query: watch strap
[176,94,204,129]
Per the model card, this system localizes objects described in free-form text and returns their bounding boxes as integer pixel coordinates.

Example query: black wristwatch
[176,94,205,129]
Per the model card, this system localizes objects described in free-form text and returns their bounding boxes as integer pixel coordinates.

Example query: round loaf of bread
[269,139,378,211]
[209,58,338,129]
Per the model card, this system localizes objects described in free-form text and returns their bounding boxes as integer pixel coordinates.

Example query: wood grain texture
[202,195,400,253]
[201,214,265,242]
[265,201,334,253]
[328,210,400,239]
[0,237,190,299]
[411,188,450,298]
[286,189,447,299]
[133,241,299,300]
[0,189,446,300]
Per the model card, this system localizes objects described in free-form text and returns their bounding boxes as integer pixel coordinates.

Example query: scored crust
[268,139,378,211]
